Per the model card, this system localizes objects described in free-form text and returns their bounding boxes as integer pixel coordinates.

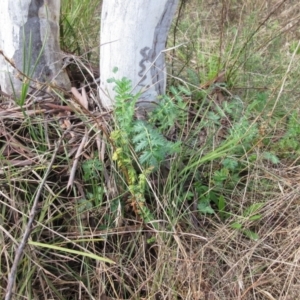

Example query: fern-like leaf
[132,120,180,168]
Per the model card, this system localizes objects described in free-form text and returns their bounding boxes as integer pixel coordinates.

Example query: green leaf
[178,85,191,96]
[29,241,115,264]
[194,183,208,194]
[213,168,229,183]
[82,158,102,181]
[107,77,115,83]
[230,222,242,229]
[249,214,262,221]
[185,191,194,201]
[243,203,264,217]
[242,230,259,241]
[222,158,238,170]
[207,111,220,124]
[170,86,178,95]
[77,198,93,213]
[198,199,215,214]
[222,101,233,114]
[147,236,156,244]
[262,152,280,164]
[132,120,178,168]
[218,195,226,212]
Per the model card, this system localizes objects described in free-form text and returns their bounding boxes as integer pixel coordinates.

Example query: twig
[67,127,88,189]
[4,137,63,300]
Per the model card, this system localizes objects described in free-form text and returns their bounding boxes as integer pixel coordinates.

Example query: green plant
[81,157,104,207]
[60,0,100,57]
[230,202,264,240]
[276,110,300,157]
[175,88,275,220]
[193,182,219,214]
[11,25,49,108]
[149,85,189,131]
[108,74,181,223]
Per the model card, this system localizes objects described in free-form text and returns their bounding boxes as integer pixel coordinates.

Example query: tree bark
[0,0,70,96]
[99,0,179,110]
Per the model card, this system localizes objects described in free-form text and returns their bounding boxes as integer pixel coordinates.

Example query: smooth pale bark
[99,0,179,110]
[0,0,70,96]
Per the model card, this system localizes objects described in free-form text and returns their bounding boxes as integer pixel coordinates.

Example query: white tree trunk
[0,0,70,96]
[99,0,179,110]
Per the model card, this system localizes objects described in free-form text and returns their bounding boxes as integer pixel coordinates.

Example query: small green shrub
[108,75,182,223]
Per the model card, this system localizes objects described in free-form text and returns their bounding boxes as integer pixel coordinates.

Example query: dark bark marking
[150,0,178,95]
[13,0,52,82]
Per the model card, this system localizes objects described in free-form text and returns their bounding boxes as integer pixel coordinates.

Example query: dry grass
[1,0,300,299]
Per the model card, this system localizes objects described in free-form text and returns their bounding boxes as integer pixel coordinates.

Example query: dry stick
[67,127,88,189]
[5,137,63,300]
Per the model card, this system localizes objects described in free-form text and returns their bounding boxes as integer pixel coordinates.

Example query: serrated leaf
[263,152,280,164]
[222,158,238,170]
[185,191,194,200]
[178,85,191,95]
[198,200,215,214]
[134,140,148,152]
[244,203,264,217]
[213,168,229,182]
[208,111,220,123]
[170,86,178,95]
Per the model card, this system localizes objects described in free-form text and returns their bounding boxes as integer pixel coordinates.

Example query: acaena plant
[107,72,181,223]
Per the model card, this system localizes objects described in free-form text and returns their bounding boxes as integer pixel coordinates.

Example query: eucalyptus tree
[99,0,179,110]
[0,0,179,109]
[0,0,70,96]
